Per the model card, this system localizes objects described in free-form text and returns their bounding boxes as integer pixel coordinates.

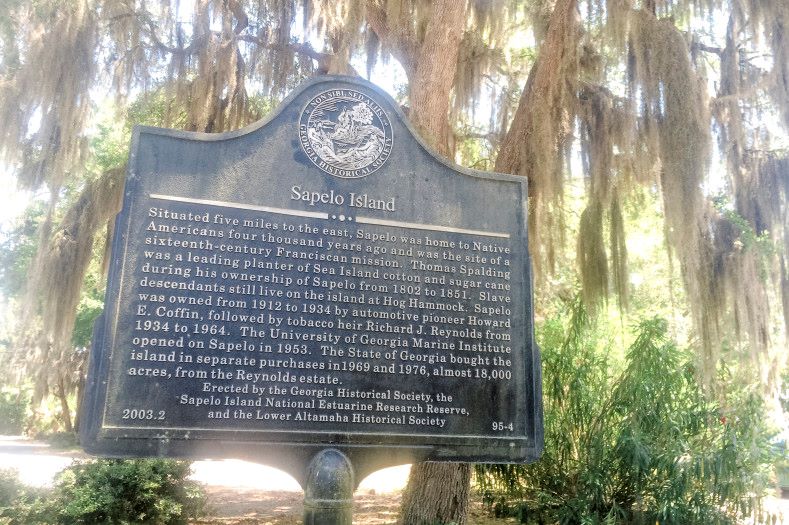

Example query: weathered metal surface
[80,76,543,484]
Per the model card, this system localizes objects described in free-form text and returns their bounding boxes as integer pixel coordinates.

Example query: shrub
[0,469,23,508]
[36,431,79,450]
[0,391,27,435]
[0,469,54,525]
[476,299,777,525]
[0,460,205,525]
[55,459,205,524]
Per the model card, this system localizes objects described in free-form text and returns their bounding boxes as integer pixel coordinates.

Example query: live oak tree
[1,0,787,523]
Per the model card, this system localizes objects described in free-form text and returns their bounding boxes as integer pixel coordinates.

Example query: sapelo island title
[290,185,396,212]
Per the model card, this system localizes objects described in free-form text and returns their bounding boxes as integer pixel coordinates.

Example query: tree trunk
[493,0,578,173]
[399,463,472,525]
[494,0,579,279]
[386,1,473,523]
[73,354,88,437]
[366,0,467,157]
[408,0,467,156]
[57,377,74,434]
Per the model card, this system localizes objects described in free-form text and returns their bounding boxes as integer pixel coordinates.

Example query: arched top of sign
[298,89,393,179]
[126,76,530,189]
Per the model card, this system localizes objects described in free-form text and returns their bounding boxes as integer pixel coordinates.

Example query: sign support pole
[303,449,354,524]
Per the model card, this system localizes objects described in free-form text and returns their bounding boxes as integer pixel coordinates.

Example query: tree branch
[364,0,418,77]
[693,41,723,56]
[237,35,357,75]
[457,131,500,142]
[108,7,207,56]
[225,0,249,35]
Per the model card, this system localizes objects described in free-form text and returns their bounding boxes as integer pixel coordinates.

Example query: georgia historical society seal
[299,89,393,178]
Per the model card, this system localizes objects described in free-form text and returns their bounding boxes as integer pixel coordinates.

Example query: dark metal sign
[80,76,542,481]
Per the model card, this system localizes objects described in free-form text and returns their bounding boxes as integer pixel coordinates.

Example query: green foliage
[0,470,25,509]
[476,299,777,524]
[90,120,132,172]
[55,459,205,524]
[71,263,104,348]
[0,202,45,297]
[22,394,79,437]
[89,91,172,175]
[712,195,775,261]
[0,460,205,525]
[126,90,190,130]
[88,90,277,176]
[247,94,278,121]
[38,431,79,450]
[0,389,28,434]
[0,469,54,525]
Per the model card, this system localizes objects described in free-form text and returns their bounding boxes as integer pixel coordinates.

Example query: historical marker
[80,76,543,484]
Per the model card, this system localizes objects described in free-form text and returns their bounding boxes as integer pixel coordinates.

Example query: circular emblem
[299,89,393,178]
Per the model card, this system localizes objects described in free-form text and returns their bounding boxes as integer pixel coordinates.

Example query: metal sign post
[304,449,354,525]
